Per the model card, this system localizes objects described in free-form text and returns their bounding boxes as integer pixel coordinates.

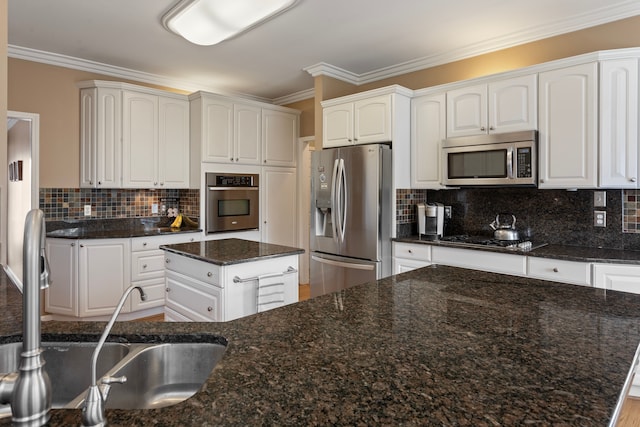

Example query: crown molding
[272,88,315,105]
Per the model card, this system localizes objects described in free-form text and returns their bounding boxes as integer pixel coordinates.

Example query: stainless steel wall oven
[205,173,259,233]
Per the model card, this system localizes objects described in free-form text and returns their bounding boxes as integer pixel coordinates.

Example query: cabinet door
[122,91,158,188]
[393,258,431,274]
[411,93,446,189]
[262,109,298,167]
[446,84,487,137]
[158,97,190,188]
[354,94,392,144]
[45,238,78,316]
[323,103,353,148]
[599,59,639,188]
[78,239,130,317]
[538,63,598,189]
[488,74,537,133]
[234,104,262,164]
[79,89,96,188]
[261,167,297,247]
[201,98,234,163]
[593,264,640,294]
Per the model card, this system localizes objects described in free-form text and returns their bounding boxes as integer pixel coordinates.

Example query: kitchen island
[1,263,640,425]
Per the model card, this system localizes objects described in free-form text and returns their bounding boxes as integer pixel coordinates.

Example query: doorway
[6,111,40,288]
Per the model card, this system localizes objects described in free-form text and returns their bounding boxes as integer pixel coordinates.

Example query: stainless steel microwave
[441,130,537,187]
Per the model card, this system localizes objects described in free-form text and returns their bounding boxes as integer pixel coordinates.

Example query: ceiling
[8,0,640,104]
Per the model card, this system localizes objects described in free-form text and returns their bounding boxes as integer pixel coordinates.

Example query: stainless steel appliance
[442,130,537,187]
[489,214,520,241]
[205,173,259,234]
[438,235,547,252]
[310,144,392,298]
[425,203,444,240]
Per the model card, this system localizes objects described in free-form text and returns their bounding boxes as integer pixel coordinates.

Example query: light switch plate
[594,191,606,207]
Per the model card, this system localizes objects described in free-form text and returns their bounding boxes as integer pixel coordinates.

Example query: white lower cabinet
[164,251,299,322]
[593,264,640,294]
[527,257,592,286]
[45,238,79,317]
[431,246,527,277]
[392,242,431,274]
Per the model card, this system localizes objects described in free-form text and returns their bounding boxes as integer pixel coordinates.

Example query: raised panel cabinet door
[122,91,158,188]
[78,239,130,317]
[261,167,297,247]
[488,74,537,133]
[323,103,353,148]
[234,104,262,164]
[599,59,639,188]
[201,97,233,163]
[45,238,79,317]
[158,97,190,188]
[354,94,392,144]
[538,62,598,188]
[262,109,298,167]
[593,264,640,294]
[79,88,96,188]
[446,84,487,137]
[411,93,446,189]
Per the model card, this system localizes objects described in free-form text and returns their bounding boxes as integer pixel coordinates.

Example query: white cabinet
[262,109,298,167]
[538,63,598,188]
[392,242,431,274]
[411,92,446,189]
[122,91,190,188]
[599,59,639,188]
[593,264,640,294]
[79,87,122,188]
[527,257,592,286]
[261,167,297,247]
[323,94,392,148]
[164,251,299,322]
[234,103,262,164]
[45,238,78,317]
[431,246,527,277]
[446,74,537,138]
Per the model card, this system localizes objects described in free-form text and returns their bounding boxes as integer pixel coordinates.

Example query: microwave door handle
[506,147,514,179]
[330,158,340,243]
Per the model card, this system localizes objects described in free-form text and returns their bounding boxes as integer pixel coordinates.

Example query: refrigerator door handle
[311,255,375,271]
[330,158,340,243]
[337,158,347,243]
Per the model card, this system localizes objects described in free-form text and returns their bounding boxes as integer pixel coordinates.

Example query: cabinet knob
[480,126,486,131]
[489,126,495,131]
[408,249,413,254]
[154,182,158,186]
[166,287,170,292]
[98,181,102,185]
[71,243,75,247]
[540,179,545,183]
[80,244,85,248]
[631,177,637,183]
[235,158,239,161]
[143,264,148,269]
[230,157,234,161]
[207,306,213,312]
[166,258,170,263]
[160,182,164,186]
[207,272,213,277]
[143,242,147,247]
[552,267,559,273]
[89,180,93,185]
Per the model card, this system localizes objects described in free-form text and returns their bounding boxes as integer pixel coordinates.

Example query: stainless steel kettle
[489,214,519,241]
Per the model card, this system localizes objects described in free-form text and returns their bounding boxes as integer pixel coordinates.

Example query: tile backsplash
[397,188,640,251]
[40,188,199,221]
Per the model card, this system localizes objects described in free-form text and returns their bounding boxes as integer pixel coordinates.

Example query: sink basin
[0,339,226,416]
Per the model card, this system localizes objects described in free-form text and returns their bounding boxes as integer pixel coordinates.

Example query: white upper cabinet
[538,62,598,189]
[599,59,639,188]
[158,97,190,188]
[411,92,446,189]
[323,103,353,148]
[80,87,122,188]
[234,103,262,164]
[262,109,299,167]
[446,74,537,138]
[122,90,159,188]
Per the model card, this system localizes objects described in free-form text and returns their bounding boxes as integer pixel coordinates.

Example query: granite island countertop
[161,238,304,265]
[2,264,640,425]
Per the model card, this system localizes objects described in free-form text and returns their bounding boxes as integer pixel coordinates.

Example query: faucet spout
[81,285,146,427]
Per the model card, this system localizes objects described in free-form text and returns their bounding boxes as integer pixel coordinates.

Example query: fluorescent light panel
[162,0,298,46]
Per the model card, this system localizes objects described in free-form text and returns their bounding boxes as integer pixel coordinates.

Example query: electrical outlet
[152,203,158,214]
[84,205,91,217]
[444,206,452,220]
[594,191,606,207]
[594,210,606,227]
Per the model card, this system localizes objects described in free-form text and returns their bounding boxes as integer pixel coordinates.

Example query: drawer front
[431,246,526,276]
[528,257,592,286]
[393,242,431,262]
[130,278,165,311]
[131,250,165,281]
[131,232,200,252]
[165,306,191,322]
[164,252,219,286]
[165,271,221,321]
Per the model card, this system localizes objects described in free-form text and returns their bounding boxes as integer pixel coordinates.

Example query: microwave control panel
[516,147,533,178]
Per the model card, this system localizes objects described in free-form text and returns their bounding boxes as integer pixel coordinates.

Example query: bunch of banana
[170,213,199,229]
[170,214,183,229]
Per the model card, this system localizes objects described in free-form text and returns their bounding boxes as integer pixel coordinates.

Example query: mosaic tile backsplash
[397,188,640,251]
[40,188,199,221]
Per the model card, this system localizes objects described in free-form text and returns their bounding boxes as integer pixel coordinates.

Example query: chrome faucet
[81,285,146,427]
[0,209,52,426]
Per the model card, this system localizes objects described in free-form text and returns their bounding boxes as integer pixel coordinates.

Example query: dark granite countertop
[161,238,305,266]
[45,217,201,239]
[394,235,640,265]
[2,265,640,425]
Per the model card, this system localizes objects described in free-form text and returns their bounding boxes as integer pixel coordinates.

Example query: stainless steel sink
[0,340,226,416]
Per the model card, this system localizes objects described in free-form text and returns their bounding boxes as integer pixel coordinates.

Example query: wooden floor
[616,397,640,426]
[136,284,311,322]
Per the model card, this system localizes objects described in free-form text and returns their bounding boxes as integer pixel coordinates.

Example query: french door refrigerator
[310,143,392,298]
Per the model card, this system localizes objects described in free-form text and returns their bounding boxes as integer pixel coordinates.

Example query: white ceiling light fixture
[162,0,299,46]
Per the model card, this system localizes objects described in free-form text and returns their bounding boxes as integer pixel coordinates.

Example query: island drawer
[164,252,220,286]
[165,271,221,321]
[527,257,592,286]
[393,242,431,262]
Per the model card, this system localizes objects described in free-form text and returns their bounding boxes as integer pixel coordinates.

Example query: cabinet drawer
[164,252,219,286]
[527,257,592,286]
[165,271,221,321]
[431,246,526,276]
[131,278,165,310]
[131,250,165,281]
[593,264,640,294]
[393,242,431,262]
[131,232,199,252]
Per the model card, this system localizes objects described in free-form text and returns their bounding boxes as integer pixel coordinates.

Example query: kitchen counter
[2,264,640,425]
[45,216,200,239]
[395,235,640,264]
[161,238,304,265]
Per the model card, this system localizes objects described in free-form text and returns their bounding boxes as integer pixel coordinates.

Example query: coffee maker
[424,203,444,240]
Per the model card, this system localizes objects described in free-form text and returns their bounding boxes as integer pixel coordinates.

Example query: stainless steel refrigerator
[310,143,392,298]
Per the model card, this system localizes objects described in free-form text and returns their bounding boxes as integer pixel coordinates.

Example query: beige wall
[284,97,314,138]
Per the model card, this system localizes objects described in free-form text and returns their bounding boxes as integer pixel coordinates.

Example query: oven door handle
[207,186,258,191]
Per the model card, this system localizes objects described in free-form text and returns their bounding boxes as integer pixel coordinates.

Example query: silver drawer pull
[207,307,213,312]
[166,287,170,292]
[552,267,559,273]
[142,264,147,269]
[166,259,170,263]
[207,272,213,277]
[143,242,147,247]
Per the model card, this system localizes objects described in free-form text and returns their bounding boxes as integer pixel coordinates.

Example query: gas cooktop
[437,235,548,252]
